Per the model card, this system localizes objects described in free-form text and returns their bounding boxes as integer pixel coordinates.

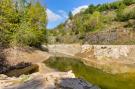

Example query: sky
[39,0,116,29]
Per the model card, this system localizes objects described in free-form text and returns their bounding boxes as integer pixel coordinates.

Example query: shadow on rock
[0,48,38,77]
[0,48,10,74]
[56,78,101,89]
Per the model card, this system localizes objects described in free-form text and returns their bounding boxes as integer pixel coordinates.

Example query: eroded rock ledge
[0,71,100,89]
[48,45,135,74]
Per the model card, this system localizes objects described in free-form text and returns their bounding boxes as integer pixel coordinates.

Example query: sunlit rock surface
[80,45,135,73]
[81,45,131,59]
[0,71,100,89]
[48,44,135,61]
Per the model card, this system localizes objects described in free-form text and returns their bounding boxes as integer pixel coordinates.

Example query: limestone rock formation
[0,71,100,89]
[48,44,135,73]
[81,45,131,59]
[80,45,135,73]
[56,78,100,89]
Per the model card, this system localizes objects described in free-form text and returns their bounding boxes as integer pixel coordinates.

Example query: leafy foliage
[123,0,135,5]
[116,6,135,21]
[84,4,97,14]
[68,11,73,20]
[0,0,47,47]
[48,0,135,44]
[84,0,135,13]
[69,11,110,35]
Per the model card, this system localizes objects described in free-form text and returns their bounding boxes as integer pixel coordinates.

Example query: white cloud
[58,10,68,19]
[46,9,61,22]
[72,5,88,15]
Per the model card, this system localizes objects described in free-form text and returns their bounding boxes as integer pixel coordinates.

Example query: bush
[123,0,135,5]
[116,6,135,21]
[84,4,97,14]
[85,0,135,13]
[83,11,104,32]
[13,22,46,47]
[129,8,135,19]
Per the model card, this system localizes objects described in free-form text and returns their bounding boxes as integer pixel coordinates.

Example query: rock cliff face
[81,45,131,59]
[83,29,133,44]
[48,44,135,61]
[0,71,100,89]
[78,45,135,73]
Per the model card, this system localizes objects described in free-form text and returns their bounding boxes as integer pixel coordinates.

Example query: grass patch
[45,57,135,89]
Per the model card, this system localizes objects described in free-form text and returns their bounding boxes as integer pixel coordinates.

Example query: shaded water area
[0,47,39,77]
[45,57,135,89]
[0,52,38,77]
[0,61,39,77]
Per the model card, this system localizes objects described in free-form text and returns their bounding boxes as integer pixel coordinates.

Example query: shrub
[84,4,97,14]
[123,0,135,5]
[129,8,135,19]
[116,6,135,21]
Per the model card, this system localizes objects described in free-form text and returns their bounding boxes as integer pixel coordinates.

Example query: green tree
[14,2,47,47]
[0,0,18,46]
[85,4,97,14]
[68,11,73,20]
[0,0,47,47]
[123,0,135,5]
[116,3,128,21]
[84,11,104,32]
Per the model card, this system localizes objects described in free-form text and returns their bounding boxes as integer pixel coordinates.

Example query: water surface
[45,57,135,89]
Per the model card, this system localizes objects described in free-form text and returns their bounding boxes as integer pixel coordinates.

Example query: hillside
[48,0,135,44]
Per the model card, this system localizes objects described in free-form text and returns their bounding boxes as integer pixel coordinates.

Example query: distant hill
[48,0,135,44]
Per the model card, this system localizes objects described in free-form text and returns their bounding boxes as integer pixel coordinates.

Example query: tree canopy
[0,0,47,47]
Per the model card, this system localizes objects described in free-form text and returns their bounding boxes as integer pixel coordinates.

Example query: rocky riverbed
[0,71,100,89]
[48,44,135,73]
[1,44,135,89]
[0,46,100,89]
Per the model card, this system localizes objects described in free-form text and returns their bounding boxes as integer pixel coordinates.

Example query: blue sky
[39,0,116,29]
